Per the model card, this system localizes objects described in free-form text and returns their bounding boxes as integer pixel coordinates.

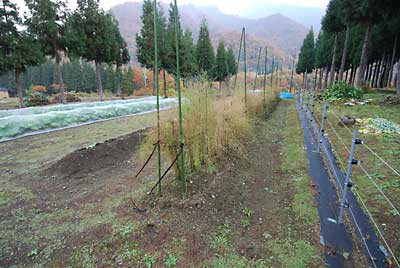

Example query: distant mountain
[110,2,308,69]
[240,4,325,32]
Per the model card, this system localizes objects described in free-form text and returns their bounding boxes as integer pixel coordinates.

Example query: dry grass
[140,82,278,175]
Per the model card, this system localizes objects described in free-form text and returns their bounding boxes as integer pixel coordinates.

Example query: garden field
[0,96,337,267]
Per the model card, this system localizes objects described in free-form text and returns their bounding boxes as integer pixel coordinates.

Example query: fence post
[316,102,328,151]
[339,130,362,223]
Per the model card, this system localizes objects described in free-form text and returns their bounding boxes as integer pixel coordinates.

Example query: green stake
[270,56,274,93]
[289,50,296,93]
[153,0,161,196]
[263,47,268,104]
[253,47,262,91]
[234,28,244,90]
[243,27,247,104]
[173,0,186,199]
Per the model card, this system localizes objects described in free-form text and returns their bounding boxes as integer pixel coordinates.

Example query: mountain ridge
[110,1,308,69]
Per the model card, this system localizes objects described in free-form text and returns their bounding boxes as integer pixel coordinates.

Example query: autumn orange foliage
[32,85,47,92]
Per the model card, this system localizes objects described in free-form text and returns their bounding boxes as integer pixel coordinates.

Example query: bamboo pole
[153,0,162,195]
[173,0,186,198]
[253,47,262,91]
[233,28,244,90]
[263,47,268,104]
[244,28,247,104]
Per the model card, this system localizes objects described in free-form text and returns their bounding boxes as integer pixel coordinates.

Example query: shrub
[323,81,364,101]
[133,87,153,97]
[140,83,277,177]
[31,85,47,93]
[24,92,50,107]
[52,93,82,103]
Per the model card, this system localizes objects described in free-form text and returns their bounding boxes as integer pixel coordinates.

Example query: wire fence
[305,96,400,267]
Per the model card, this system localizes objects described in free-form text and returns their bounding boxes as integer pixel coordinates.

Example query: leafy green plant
[27,248,39,257]
[143,254,154,268]
[242,207,253,217]
[240,219,250,228]
[165,253,178,267]
[323,81,364,101]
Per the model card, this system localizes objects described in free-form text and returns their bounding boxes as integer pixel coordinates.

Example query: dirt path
[1,100,323,267]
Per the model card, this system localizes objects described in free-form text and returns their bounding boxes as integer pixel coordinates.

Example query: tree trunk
[392,62,398,86]
[365,62,370,81]
[163,70,167,98]
[302,73,305,89]
[348,65,354,84]
[345,69,349,82]
[318,68,323,90]
[15,69,25,108]
[304,72,308,90]
[339,26,350,81]
[56,54,66,104]
[372,60,380,88]
[323,67,329,89]
[313,68,318,91]
[95,61,104,101]
[397,60,400,94]
[377,54,386,88]
[382,55,391,87]
[355,22,373,87]
[329,33,339,87]
[367,63,374,86]
[116,66,122,98]
[388,35,398,87]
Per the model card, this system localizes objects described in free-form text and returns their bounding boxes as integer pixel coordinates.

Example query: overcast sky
[15,0,329,17]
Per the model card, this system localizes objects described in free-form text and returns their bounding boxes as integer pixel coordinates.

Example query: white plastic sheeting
[0,97,178,141]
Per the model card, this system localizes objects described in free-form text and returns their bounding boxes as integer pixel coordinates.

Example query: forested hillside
[110,2,307,68]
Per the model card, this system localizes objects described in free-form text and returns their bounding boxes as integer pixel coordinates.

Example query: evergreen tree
[296,28,315,75]
[0,0,44,107]
[135,0,166,95]
[121,67,135,95]
[112,19,130,97]
[196,19,215,76]
[341,0,390,86]
[65,0,126,100]
[226,47,238,76]
[322,0,346,86]
[214,40,228,89]
[164,3,184,76]
[181,28,197,79]
[25,0,69,103]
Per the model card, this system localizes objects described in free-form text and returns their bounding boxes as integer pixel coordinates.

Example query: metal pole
[263,46,268,104]
[253,47,262,91]
[244,28,247,104]
[317,102,328,152]
[233,28,244,90]
[173,0,186,199]
[153,0,162,195]
[339,130,360,223]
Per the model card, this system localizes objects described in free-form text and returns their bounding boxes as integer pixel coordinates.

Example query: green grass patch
[266,239,321,268]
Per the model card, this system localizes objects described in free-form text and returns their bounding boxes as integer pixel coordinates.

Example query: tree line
[0,0,129,108]
[296,0,400,93]
[0,59,139,95]
[135,0,237,93]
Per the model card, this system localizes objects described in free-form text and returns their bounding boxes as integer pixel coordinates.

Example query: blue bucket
[280,92,294,99]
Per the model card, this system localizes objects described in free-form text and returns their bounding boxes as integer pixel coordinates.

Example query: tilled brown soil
[1,100,325,267]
